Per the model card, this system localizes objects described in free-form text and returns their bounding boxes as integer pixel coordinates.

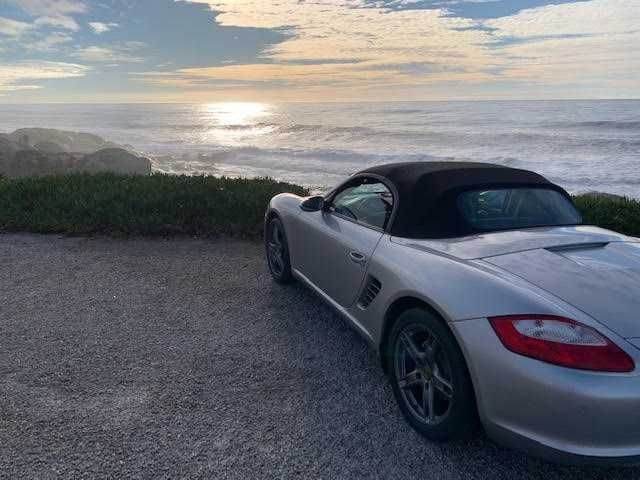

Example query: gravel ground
[1,234,639,479]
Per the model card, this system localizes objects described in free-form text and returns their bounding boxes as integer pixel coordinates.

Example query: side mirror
[300,196,326,212]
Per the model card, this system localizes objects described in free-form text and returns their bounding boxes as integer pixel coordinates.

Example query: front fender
[265,193,309,267]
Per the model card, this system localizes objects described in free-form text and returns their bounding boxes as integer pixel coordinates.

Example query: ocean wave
[4,101,638,197]
[126,120,640,151]
[149,145,445,184]
[273,125,640,151]
[120,122,279,132]
[274,123,381,137]
[370,108,425,115]
[550,121,640,130]
[147,144,640,194]
[153,145,443,165]
[558,176,640,186]
[211,122,280,131]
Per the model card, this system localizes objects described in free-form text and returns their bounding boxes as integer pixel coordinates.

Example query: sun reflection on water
[202,102,270,126]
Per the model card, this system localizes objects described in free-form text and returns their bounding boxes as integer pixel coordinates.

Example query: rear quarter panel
[353,235,602,348]
[354,234,640,441]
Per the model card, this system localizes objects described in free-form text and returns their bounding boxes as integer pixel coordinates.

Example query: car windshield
[457,188,582,232]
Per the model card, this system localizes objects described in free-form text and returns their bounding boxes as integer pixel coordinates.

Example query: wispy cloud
[485,0,640,88]
[8,0,87,33]
[71,43,145,63]
[1,0,638,100]
[165,0,496,94]
[88,22,119,34]
[152,0,639,99]
[7,0,87,16]
[26,31,73,51]
[0,16,31,37]
[0,60,89,92]
[33,14,79,31]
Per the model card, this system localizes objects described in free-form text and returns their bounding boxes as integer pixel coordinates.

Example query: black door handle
[349,251,366,265]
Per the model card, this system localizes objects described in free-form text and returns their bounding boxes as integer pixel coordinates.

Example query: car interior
[331,180,394,230]
[458,187,582,231]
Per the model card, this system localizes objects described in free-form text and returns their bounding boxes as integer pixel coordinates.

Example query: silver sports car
[264,162,640,465]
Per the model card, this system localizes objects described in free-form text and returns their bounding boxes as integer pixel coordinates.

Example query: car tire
[386,308,478,441]
[265,216,294,284]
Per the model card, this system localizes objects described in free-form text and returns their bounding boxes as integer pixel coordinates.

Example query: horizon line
[1,98,639,106]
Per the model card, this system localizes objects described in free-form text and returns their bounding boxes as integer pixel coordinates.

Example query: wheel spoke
[398,370,422,390]
[272,225,282,248]
[268,241,284,272]
[422,382,435,422]
[424,338,439,363]
[399,332,426,365]
[432,372,453,399]
[274,253,284,270]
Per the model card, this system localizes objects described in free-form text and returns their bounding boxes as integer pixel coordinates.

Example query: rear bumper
[486,421,640,467]
[451,318,640,466]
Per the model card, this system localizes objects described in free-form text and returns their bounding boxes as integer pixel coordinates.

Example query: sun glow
[203,102,269,125]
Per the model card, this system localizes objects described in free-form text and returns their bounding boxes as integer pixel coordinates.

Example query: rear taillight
[489,315,634,373]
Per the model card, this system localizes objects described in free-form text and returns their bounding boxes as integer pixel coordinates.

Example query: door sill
[292,268,374,343]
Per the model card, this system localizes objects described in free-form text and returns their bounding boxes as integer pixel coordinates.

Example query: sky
[0,0,638,102]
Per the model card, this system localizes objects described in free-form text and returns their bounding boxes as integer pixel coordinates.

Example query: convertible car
[264,162,640,465]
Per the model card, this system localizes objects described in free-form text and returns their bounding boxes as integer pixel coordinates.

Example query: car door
[293,176,394,307]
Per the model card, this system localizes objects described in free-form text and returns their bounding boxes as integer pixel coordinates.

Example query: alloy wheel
[267,222,285,276]
[394,324,455,425]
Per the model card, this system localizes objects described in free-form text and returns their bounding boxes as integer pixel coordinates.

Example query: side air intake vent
[358,276,382,309]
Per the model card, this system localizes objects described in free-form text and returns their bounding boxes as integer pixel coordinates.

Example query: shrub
[0,173,308,237]
[573,194,640,238]
[1,173,638,239]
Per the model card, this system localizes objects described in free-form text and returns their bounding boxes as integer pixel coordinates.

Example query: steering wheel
[335,204,358,220]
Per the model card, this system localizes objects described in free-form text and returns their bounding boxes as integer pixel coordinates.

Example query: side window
[330,178,394,230]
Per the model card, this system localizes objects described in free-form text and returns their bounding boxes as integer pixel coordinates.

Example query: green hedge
[0,173,638,238]
[0,173,307,237]
[573,194,640,238]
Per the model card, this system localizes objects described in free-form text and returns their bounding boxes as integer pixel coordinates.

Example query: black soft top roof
[356,161,570,238]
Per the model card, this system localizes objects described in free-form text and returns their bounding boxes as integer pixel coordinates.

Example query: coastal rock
[0,134,19,156]
[9,128,121,155]
[3,150,78,178]
[33,141,67,154]
[0,128,152,178]
[0,135,21,174]
[580,191,627,201]
[78,148,152,175]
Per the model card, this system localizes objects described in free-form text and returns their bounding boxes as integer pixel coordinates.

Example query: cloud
[3,0,639,100]
[88,22,119,34]
[485,0,640,86]
[26,31,73,51]
[8,0,87,16]
[485,0,639,37]
[34,15,80,31]
[162,0,640,99]
[0,60,89,92]
[71,44,144,63]
[8,0,86,32]
[0,16,31,36]
[168,0,496,93]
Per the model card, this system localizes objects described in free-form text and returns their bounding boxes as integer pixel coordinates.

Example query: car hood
[483,241,640,339]
[393,225,635,260]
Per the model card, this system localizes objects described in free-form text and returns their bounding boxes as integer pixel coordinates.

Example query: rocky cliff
[0,129,152,177]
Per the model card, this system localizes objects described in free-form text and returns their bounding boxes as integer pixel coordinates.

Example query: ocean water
[1,100,639,197]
